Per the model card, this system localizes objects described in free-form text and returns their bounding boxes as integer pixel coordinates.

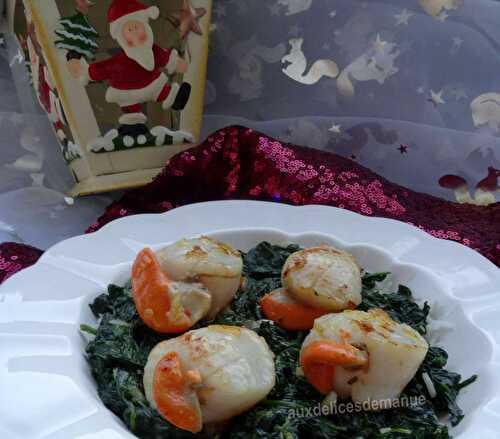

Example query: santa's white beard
[116,23,155,71]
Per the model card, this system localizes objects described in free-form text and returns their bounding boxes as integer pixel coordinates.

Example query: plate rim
[1,200,499,439]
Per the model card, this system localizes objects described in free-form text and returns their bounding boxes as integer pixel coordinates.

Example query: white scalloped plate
[1,201,499,439]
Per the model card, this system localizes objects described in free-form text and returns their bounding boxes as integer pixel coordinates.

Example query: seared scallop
[300,309,428,405]
[282,246,362,312]
[157,237,243,319]
[144,325,275,432]
[132,248,212,334]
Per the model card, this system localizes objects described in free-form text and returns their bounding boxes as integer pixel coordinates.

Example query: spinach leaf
[414,347,478,426]
[362,272,391,289]
[243,242,300,278]
[359,280,430,335]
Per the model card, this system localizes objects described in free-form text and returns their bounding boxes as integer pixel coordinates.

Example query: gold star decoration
[170,0,207,40]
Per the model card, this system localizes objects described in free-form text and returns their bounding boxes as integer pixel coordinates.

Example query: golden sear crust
[283,246,345,276]
[282,253,307,277]
[354,320,375,334]
[183,237,241,260]
[341,309,427,348]
[207,324,243,336]
[160,236,243,278]
[301,309,429,404]
[282,245,363,312]
[186,245,209,258]
[200,236,242,258]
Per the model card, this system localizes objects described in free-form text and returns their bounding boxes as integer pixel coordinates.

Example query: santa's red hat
[108,0,159,39]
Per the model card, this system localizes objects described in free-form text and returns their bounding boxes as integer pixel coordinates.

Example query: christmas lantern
[11,0,212,195]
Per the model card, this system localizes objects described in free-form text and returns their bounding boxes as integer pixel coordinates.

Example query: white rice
[422,372,437,399]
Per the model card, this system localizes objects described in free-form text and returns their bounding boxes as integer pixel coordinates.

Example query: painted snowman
[67,0,191,138]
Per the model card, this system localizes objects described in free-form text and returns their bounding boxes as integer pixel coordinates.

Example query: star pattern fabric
[202,0,500,204]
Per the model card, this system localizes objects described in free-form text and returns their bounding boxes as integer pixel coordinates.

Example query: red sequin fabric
[88,126,500,265]
[0,242,43,284]
[0,125,498,285]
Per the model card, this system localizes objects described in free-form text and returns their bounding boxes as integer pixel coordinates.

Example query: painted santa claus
[67,0,190,137]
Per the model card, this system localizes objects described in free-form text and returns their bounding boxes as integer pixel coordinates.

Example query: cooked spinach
[359,274,431,335]
[82,242,475,439]
[83,285,204,438]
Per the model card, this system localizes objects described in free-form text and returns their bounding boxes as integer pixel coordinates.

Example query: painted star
[395,9,414,26]
[329,10,337,18]
[398,144,408,154]
[428,89,445,106]
[373,34,388,52]
[417,86,425,95]
[328,123,342,134]
[170,0,207,39]
[322,42,331,50]
[436,11,449,22]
